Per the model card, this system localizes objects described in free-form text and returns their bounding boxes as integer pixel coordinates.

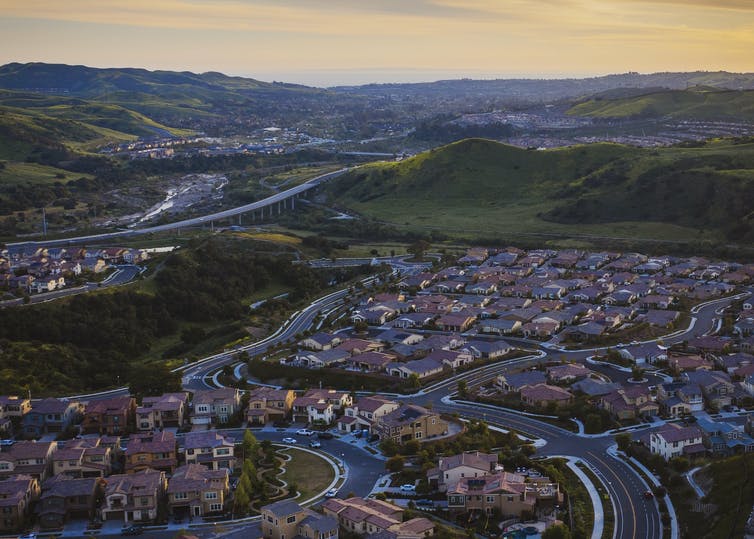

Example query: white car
[325,488,338,498]
[281,437,297,444]
[309,441,321,448]
[296,429,315,436]
[400,484,416,492]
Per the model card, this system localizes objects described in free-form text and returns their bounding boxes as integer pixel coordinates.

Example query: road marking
[588,451,638,539]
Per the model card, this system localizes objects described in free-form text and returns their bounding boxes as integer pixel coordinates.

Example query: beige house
[246,388,295,426]
[101,469,166,524]
[167,464,229,518]
[190,388,241,426]
[184,431,236,472]
[0,474,41,533]
[426,451,499,492]
[0,441,57,481]
[136,393,189,431]
[337,396,400,433]
[323,496,434,539]
[261,499,339,539]
[0,396,31,419]
[374,404,448,444]
[51,438,111,478]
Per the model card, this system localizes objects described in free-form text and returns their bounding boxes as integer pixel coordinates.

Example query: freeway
[7,168,349,249]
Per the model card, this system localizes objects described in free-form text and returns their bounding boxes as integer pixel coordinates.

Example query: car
[122,525,144,536]
[318,432,334,440]
[282,437,297,444]
[643,490,654,499]
[400,484,416,492]
[296,429,315,436]
[0,439,14,447]
[310,441,321,448]
[325,488,338,498]
[19,534,37,539]
[415,499,435,510]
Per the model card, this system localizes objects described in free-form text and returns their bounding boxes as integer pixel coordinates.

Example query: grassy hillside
[568,87,754,121]
[326,137,754,244]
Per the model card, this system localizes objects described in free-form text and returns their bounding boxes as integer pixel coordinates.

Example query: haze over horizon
[0,0,753,86]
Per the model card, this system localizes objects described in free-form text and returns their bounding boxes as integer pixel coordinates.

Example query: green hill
[326,138,754,244]
[568,87,754,121]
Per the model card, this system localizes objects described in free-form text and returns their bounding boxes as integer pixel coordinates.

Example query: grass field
[0,161,93,186]
[278,447,335,501]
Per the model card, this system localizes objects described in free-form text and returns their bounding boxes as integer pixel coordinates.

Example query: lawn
[278,447,336,501]
[0,161,93,186]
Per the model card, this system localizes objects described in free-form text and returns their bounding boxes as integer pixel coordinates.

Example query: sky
[0,0,753,87]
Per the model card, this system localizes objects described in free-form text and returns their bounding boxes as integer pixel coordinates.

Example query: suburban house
[296,348,350,369]
[373,404,448,444]
[600,387,658,420]
[338,396,400,434]
[322,496,433,539]
[478,319,522,335]
[447,472,533,518]
[520,384,574,409]
[50,438,111,478]
[696,418,754,457]
[190,388,242,426]
[0,441,57,481]
[467,340,514,360]
[496,372,547,393]
[80,396,136,436]
[436,314,476,333]
[245,388,295,426]
[386,358,444,380]
[167,464,229,519]
[426,451,500,492]
[136,393,189,431]
[37,475,105,529]
[292,396,335,426]
[125,431,177,474]
[22,398,82,438]
[546,364,593,384]
[298,332,342,351]
[100,469,167,524]
[0,396,31,420]
[0,474,40,532]
[425,349,474,370]
[347,351,395,373]
[683,370,735,411]
[261,499,339,539]
[649,423,705,461]
[657,383,703,418]
[184,431,236,472]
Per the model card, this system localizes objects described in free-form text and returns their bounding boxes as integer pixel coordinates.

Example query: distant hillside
[567,87,754,121]
[326,138,754,244]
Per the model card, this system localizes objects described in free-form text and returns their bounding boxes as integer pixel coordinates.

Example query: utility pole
[42,208,47,237]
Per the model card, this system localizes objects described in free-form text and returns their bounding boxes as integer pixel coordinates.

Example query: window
[415,432,422,439]
[174,493,188,500]
[267,515,274,523]
[287,515,297,524]
[205,492,218,500]
[210,503,222,512]
[486,496,495,503]
[140,497,150,506]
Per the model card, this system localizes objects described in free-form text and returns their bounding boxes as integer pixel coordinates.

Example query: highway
[7,168,349,249]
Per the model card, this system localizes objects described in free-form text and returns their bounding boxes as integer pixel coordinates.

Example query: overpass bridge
[7,168,348,249]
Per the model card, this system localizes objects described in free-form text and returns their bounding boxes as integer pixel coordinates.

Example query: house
[696,418,754,457]
[600,387,658,420]
[386,358,444,380]
[245,388,295,426]
[125,431,177,474]
[467,340,513,360]
[425,349,474,370]
[374,404,448,444]
[167,464,229,519]
[190,388,241,426]
[426,451,499,492]
[136,393,189,431]
[184,431,236,472]
[376,329,424,346]
[649,423,705,461]
[546,364,593,384]
[292,397,335,425]
[435,314,476,332]
[351,305,398,326]
[391,313,435,329]
[520,384,573,409]
[22,398,82,438]
[101,469,167,524]
[336,338,385,356]
[570,378,621,397]
[0,441,57,481]
[347,351,395,373]
[658,383,703,418]
[50,438,111,478]
[81,396,136,435]
[296,348,351,369]
[668,355,713,373]
[497,370,546,392]
[338,396,400,434]
[683,370,735,410]
[322,497,432,539]
[0,396,31,419]
[0,475,40,532]
[261,499,338,539]
[37,475,105,529]
[447,472,550,518]
[478,318,522,335]
[298,332,342,351]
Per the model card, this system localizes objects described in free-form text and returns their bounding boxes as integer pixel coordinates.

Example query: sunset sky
[0,0,752,86]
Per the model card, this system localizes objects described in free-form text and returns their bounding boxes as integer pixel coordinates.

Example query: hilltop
[326,138,754,244]
[568,87,754,122]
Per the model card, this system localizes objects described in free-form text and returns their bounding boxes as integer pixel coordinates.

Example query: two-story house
[125,432,177,474]
[447,472,533,518]
[136,393,189,431]
[101,469,166,524]
[184,431,236,472]
[373,404,448,444]
[427,451,499,492]
[337,396,400,434]
[190,388,241,427]
[0,441,57,481]
[50,439,111,478]
[22,398,82,438]
[37,475,105,529]
[245,388,295,426]
[81,396,136,435]
[0,396,31,420]
[0,475,40,533]
[167,464,229,519]
[322,496,433,539]
[649,423,705,461]
[261,499,338,539]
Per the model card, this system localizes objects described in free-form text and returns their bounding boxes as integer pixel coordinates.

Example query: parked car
[400,484,416,492]
[325,488,338,498]
[310,441,321,448]
[122,526,144,536]
[296,429,315,436]
[19,534,37,539]
[643,490,654,499]
[415,499,435,510]
[282,437,297,444]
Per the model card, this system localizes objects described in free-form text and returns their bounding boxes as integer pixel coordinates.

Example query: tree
[457,380,468,399]
[407,240,430,262]
[631,365,644,382]
[386,455,405,473]
[542,524,572,539]
[242,429,258,459]
[407,373,421,389]
[615,433,632,452]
